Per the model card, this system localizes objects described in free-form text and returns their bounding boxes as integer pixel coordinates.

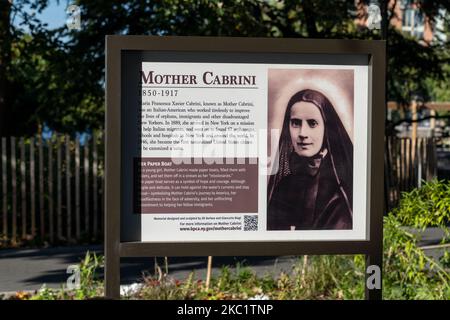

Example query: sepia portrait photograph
[267,68,354,231]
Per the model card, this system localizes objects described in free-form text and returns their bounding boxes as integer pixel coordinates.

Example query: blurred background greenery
[0,0,449,137]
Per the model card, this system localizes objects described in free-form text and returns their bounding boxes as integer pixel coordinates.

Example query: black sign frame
[105,35,385,299]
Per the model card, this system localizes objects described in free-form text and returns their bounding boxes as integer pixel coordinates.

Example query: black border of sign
[105,35,386,300]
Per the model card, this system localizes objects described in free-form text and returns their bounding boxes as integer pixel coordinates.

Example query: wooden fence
[0,133,439,245]
[385,136,437,211]
[0,133,104,245]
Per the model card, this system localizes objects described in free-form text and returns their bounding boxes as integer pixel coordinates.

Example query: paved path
[0,227,447,292]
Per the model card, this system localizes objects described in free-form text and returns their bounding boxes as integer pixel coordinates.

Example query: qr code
[244,215,258,231]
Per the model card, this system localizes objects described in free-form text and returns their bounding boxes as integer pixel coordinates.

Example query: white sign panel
[134,62,369,242]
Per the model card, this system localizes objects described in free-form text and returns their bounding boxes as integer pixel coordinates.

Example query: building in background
[355,0,447,44]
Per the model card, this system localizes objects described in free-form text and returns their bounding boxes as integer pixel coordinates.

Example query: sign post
[105,36,385,300]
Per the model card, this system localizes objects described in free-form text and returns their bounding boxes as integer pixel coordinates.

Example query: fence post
[75,137,80,240]
[11,137,17,244]
[432,138,437,178]
[417,138,422,188]
[2,138,7,241]
[412,138,420,187]
[84,139,90,237]
[48,138,54,243]
[57,134,62,241]
[30,137,36,238]
[39,135,45,239]
[20,138,27,240]
[66,135,72,242]
[408,138,413,189]
[1,133,109,244]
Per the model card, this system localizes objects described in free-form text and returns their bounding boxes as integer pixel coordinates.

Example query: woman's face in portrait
[289,101,325,158]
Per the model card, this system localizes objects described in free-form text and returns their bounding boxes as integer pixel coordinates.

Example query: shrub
[16,181,450,300]
[383,214,450,299]
[392,179,450,235]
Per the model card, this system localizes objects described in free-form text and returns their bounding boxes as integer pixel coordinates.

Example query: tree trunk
[0,1,12,136]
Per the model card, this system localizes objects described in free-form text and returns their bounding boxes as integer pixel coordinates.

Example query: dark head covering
[268,89,353,217]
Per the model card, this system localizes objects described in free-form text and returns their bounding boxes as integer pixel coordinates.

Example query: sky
[39,0,68,29]
[13,0,69,30]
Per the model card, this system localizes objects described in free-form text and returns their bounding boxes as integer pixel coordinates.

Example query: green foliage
[387,29,450,105]
[19,217,450,300]
[124,255,363,300]
[2,1,449,136]
[134,181,450,300]
[392,179,450,235]
[11,181,450,300]
[441,251,450,269]
[11,228,450,300]
[424,64,450,102]
[383,214,450,299]
[383,180,450,299]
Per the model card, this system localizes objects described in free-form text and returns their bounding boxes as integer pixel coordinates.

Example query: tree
[1,0,449,136]
[0,0,13,136]
[0,0,54,136]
